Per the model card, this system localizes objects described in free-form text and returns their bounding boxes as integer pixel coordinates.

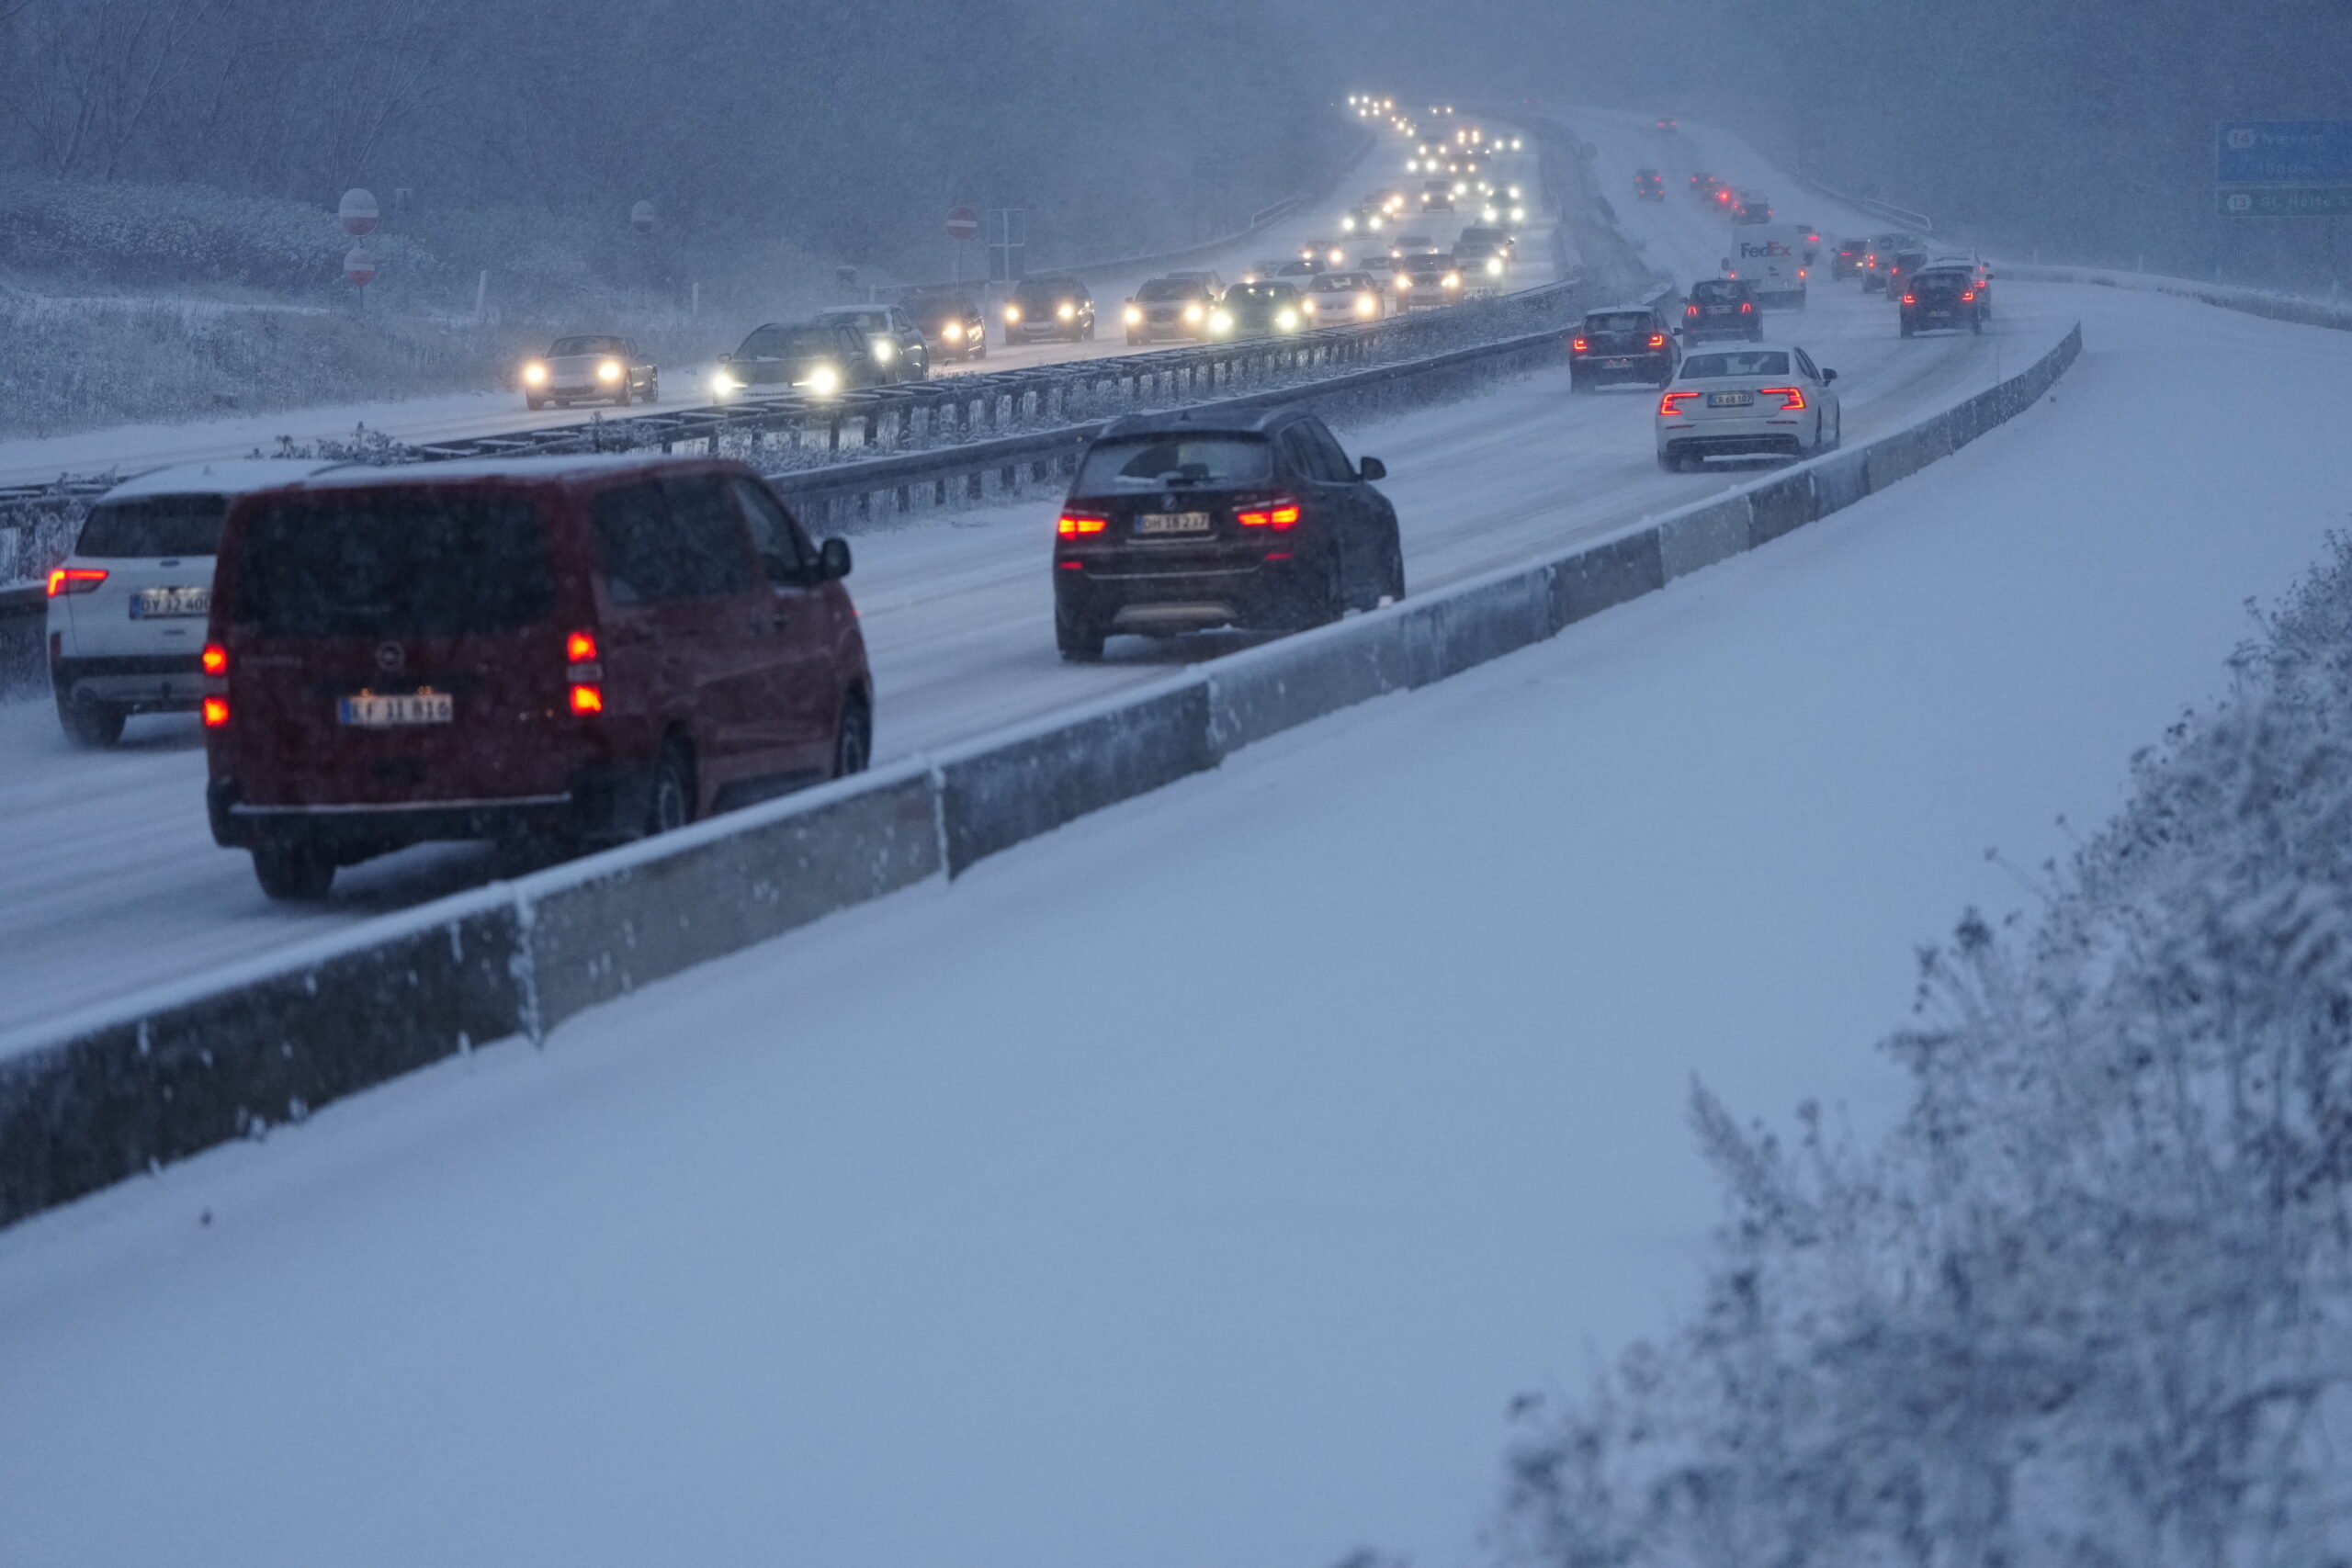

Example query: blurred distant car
[1240,257,1291,284]
[46,459,348,748]
[1653,116,1680,134]
[1002,276,1096,344]
[1860,232,1921,293]
[1393,252,1464,310]
[1634,168,1666,202]
[903,289,987,362]
[1830,237,1869,281]
[1208,280,1308,339]
[1420,178,1455,212]
[1477,186,1529,225]
[1123,274,1221,344]
[712,321,882,399]
[1681,277,1762,343]
[1340,205,1386,236]
[1300,238,1350,270]
[1569,305,1679,391]
[816,304,930,380]
[1690,171,1718,197]
[1899,264,1987,336]
[1391,232,1442,258]
[1358,253,1398,278]
[1050,408,1402,661]
[1303,271,1386,323]
[1882,247,1932,304]
[1453,239,1511,288]
[1277,259,1319,278]
[1731,189,1773,224]
[1656,343,1841,471]
[521,335,657,410]
[1711,182,1738,214]
[1458,223,1517,256]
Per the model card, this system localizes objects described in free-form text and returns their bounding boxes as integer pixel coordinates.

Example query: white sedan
[1655,344,1842,472]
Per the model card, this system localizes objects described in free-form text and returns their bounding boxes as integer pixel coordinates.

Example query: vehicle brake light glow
[565,630,598,664]
[1236,500,1303,530]
[1759,386,1807,411]
[1962,289,1976,301]
[1739,301,1753,313]
[1647,333,1667,348]
[1057,511,1108,536]
[570,683,605,716]
[1902,293,1916,304]
[46,567,107,597]
[1685,303,1700,317]
[1659,390,1700,415]
[201,695,230,728]
[1571,336,1589,352]
[200,642,229,676]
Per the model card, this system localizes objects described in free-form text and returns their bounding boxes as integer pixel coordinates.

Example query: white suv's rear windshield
[1681,351,1791,378]
[1077,436,1272,491]
[75,497,228,558]
[232,493,555,637]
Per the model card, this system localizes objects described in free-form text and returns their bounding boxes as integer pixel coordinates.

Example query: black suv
[715,321,886,397]
[1570,306,1679,389]
[1681,278,1762,343]
[904,290,987,362]
[1004,276,1096,344]
[1634,168,1665,202]
[1051,409,1405,661]
[1213,281,1308,338]
[1900,265,1986,336]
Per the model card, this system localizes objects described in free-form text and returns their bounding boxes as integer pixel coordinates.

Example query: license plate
[130,585,209,619]
[1708,390,1755,407]
[1605,358,1633,368]
[338,691,454,728]
[1136,512,1212,536]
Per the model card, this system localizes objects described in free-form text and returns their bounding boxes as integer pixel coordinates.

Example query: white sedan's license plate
[1708,390,1755,407]
[1136,512,1212,536]
[338,692,454,728]
[130,585,209,619]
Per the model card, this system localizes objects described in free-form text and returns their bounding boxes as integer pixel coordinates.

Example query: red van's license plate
[338,692,454,727]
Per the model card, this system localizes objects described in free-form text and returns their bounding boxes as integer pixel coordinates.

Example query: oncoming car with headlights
[1002,276,1096,344]
[903,289,987,362]
[710,321,881,400]
[1478,186,1529,225]
[815,304,930,382]
[1207,281,1308,339]
[522,335,657,411]
[1453,240,1510,290]
[1655,344,1841,471]
[1050,409,1405,661]
[1302,271,1385,323]
[1393,251,1464,310]
[1123,274,1222,345]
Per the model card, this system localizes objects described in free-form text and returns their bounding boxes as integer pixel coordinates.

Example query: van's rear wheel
[648,741,695,835]
[832,694,872,779]
[252,840,334,900]
[56,697,126,749]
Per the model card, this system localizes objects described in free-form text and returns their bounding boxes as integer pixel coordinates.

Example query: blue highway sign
[2217,121,2352,186]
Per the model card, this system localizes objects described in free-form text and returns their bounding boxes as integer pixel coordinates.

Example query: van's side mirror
[1821,368,1838,384]
[820,537,853,581]
[1358,456,1386,482]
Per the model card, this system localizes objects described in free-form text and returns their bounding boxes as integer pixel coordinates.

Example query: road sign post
[946,205,978,284]
[988,208,1025,284]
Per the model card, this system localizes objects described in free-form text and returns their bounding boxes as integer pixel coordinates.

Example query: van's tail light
[1648,333,1667,348]
[46,567,106,597]
[1759,386,1807,411]
[201,696,231,728]
[200,642,228,676]
[1236,499,1302,530]
[1659,390,1700,416]
[1902,293,1916,305]
[566,628,604,714]
[1739,301,1753,313]
[1571,336,1589,352]
[1685,303,1700,317]
[1057,511,1108,536]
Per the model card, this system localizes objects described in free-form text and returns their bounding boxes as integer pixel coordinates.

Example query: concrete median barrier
[1746,470,1817,547]
[1551,527,1665,628]
[1207,614,1415,758]
[1401,568,1555,685]
[1811,449,1871,516]
[1657,495,1754,582]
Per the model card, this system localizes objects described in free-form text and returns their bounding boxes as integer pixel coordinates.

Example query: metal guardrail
[1789,168,1934,236]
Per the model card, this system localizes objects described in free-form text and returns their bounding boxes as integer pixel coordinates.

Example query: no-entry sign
[946,206,979,242]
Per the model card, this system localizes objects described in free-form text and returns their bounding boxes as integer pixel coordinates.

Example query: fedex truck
[1723,224,1808,310]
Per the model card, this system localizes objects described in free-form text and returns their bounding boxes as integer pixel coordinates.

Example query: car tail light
[1057,511,1108,536]
[1659,390,1700,415]
[201,695,230,728]
[1902,293,1916,304]
[1739,301,1753,313]
[565,629,598,663]
[1798,268,1808,279]
[1571,336,1589,352]
[1759,386,1807,411]
[46,567,106,597]
[1647,333,1667,348]
[566,628,603,713]
[1685,303,1700,317]
[570,684,605,716]
[200,642,229,676]
[1236,499,1303,530]
[1962,289,1976,301]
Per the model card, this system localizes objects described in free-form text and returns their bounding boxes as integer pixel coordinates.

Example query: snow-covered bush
[1502,537,2352,1567]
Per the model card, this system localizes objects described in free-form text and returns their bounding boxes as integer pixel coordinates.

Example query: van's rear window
[75,497,229,558]
[232,492,555,636]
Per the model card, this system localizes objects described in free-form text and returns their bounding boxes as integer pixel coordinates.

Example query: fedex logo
[1736,240,1792,259]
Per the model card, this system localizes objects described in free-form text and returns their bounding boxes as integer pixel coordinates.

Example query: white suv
[46,459,346,747]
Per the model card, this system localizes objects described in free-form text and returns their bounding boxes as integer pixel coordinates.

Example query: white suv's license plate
[338,692,454,728]
[1136,512,1213,536]
[1708,390,1755,407]
[130,585,209,619]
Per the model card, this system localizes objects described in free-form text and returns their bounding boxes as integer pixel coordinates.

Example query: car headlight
[1275,309,1298,331]
[873,338,896,363]
[710,368,741,395]
[800,363,842,397]
[1329,248,1345,265]
[1183,303,1204,323]
[1369,215,1383,231]
[1509,185,1522,199]
[1057,301,1075,321]
[596,359,622,382]
[1396,275,1414,290]
[1487,257,1503,275]
[1301,298,1318,314]
[1003,304,1022,323]
[1125,304,1143,325]
[1442,273,1461,289]
[1482,207,1498,222]
[944,321,964,341]
[523,362,548,386]
[1207,310,1233,334]
[1342,215,1357,231]
[1356,293,1377,316]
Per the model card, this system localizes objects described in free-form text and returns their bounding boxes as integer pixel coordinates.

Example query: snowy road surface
[0,130,1563,491]
[0,116,2031,1048]
[1,236,2346,1568]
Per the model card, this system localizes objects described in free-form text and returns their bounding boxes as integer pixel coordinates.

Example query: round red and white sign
[631,199,656,235]
[946,206,979,242]
[338,188,379,237]
[344,245,377,287]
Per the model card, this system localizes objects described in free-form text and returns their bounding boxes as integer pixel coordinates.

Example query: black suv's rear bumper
[1054,550,1327,636]
[1572,350,1674,384]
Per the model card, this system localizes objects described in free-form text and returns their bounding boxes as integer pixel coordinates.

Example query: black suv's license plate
[1136,512,1212,536]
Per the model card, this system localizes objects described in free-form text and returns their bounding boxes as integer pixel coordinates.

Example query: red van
[202,455,872,899]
